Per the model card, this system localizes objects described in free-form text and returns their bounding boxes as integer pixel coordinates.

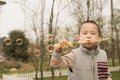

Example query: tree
[19,0,71,79]
[114,9,120,67]
[3,30,29,62]
[48,0,73,79]
[110,0,116,66]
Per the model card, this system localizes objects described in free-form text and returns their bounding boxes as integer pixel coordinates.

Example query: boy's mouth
[78,39,98,44]
[85,39,91,43]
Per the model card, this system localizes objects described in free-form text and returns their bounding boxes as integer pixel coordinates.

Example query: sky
[0,0,25,37]
[0,0,120,38]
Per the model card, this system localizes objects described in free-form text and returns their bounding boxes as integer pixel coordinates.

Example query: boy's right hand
[54,40,69,54]
[59,40,68,46]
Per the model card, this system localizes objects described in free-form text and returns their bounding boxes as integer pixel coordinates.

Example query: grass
[111,71,120,80]
[34,76,67,80]
[41,71,120,80]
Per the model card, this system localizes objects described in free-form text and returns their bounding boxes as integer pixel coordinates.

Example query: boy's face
[79,22,100,50]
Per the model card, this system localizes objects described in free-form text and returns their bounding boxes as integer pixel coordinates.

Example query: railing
[0,67,120,80]
[2,70,67,80]
[2,72,35,80]
[2,67,119,80]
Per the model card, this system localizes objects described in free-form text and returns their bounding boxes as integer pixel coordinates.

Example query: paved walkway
[109,66,120,72]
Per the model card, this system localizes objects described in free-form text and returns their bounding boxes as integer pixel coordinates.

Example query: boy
[50,20,112,80]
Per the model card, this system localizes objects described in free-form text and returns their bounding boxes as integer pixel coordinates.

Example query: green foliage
[3,30,30,62]
[111,71,120,80]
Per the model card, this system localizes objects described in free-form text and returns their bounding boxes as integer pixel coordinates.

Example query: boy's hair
[80,20,101,37]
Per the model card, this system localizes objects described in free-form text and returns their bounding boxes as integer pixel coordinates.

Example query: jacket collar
[79,45,100,55]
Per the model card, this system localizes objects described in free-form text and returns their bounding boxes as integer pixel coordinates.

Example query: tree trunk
[40,0,46,80]
[48,0,55,80]
[110,0,116,66]
[87,0,90,20]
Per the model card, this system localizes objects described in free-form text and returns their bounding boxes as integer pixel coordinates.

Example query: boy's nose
[86,33,91,38]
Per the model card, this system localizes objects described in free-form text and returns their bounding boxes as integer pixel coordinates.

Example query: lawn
[111,71,120,80]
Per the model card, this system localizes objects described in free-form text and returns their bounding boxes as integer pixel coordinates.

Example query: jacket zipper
[91,54,96,80]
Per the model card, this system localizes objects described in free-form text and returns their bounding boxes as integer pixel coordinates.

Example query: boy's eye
[83,32,87,34]
[91,32,96,35]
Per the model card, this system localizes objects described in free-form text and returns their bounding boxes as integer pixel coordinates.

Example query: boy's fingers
[59,40,68,45]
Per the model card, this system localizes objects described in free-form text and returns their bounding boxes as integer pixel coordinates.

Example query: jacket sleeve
[103,50,112,80]
[50,52,75,68]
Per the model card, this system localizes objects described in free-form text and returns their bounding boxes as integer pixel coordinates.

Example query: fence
[2,67,119,80]
[2,72,35,80]
[2,70,67,80]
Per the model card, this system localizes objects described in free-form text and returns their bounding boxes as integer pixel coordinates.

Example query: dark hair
[80,20,101,37]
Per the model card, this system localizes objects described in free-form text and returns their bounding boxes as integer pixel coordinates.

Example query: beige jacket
[51,45,111,80]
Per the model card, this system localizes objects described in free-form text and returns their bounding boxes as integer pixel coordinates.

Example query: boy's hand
[59,40,68,46]
[54,40,71,54]
[54,40,68,54]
